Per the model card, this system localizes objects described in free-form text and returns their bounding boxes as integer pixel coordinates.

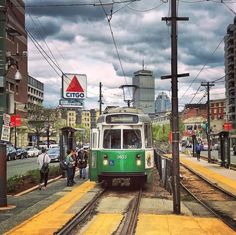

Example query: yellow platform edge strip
[4,181,96,235]
[136,214,236,235]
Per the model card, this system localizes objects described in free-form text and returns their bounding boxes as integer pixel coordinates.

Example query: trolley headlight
[103,154,109,166]
[136,154,142,166]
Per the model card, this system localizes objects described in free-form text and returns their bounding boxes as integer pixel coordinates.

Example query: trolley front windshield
[103,129,141,149]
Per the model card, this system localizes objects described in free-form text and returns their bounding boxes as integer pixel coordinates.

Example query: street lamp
[119,85,137,107]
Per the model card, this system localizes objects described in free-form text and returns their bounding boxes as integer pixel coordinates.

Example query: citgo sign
[62,74,87,99]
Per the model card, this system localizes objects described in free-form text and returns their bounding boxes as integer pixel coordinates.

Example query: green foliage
[48,165,61,177]
[27,106,60,146]
[7,175,24,192]
[26,169,40,183]
[75,124,90,144]
[152,123,170,142]
[7,165,61,193]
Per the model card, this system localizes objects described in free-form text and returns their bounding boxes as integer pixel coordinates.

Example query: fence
[154,149,172,194]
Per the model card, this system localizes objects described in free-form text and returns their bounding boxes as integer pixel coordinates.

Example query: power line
[13,0,140,8]
[179,37,224,101]
[188,85,201,104]
[127,1,165,12]
[98,0,128,85]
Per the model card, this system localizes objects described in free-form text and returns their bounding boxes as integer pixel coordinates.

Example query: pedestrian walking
[77,148,88,179]
[37,148,51,190]
[66,149,75,186]
[195,142,201,161]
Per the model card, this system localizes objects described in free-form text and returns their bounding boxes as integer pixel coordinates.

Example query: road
[7,157,59,179]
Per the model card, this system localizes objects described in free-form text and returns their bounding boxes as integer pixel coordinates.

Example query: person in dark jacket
[195,142,201,161]
[77,149,88,179]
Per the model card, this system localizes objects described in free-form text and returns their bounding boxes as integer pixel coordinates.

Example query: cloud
[25,0,234,110]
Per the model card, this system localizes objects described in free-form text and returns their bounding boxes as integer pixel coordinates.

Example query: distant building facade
[133,69,155,114]
[155,92,171,113]
[210,98,226,134]
[225,18,236,128]
[27,75,44,110]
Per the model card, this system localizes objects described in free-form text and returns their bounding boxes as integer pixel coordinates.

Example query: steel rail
[181,182,236,231]
[181,162,236,200]
[115,188,142,235]
[54,188,106,235]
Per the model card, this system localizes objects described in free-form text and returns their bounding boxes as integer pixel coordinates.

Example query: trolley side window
[91,129,99,149]
[103,129,121,149]
[144,124,152,148]
[123,129,141,149]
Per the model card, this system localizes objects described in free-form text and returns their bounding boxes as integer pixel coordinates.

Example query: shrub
[7,165,62,193]
[7,175,24,193]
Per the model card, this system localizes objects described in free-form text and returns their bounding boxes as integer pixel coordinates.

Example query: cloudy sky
[25,0,236,110]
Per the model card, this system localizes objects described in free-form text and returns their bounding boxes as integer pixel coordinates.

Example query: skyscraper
[225,17,236,127]
[132,69,155,114]
[155,92,171,113]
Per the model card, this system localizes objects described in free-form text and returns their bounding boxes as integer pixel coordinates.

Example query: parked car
[26,147,41,157]
[7,146,17,161]
[47,147,60,162]
[213,143,219,150]
[202,143,212,151]
[16,147,28,159]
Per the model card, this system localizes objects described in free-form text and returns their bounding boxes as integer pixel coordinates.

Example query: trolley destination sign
[106,114,139,124]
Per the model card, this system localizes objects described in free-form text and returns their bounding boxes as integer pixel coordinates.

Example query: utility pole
[161,0,189,214]
[0,0,7,207]
[201,82,214,163]
[98,82,103,115]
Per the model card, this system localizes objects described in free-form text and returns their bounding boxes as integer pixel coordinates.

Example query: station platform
[180,153,236,196]
[0,163,235,234]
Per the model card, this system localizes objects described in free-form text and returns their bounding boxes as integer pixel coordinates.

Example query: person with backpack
[195,142,201,161]
[66,149,75,186]
[37,148,51,190]
[77,148,88,179]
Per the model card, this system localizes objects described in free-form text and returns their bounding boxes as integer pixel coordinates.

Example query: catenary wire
[179,37,224,101]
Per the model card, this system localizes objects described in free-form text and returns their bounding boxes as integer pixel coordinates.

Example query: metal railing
[154,149,172,194]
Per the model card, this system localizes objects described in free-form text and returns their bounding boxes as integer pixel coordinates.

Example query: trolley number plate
[117,155,127,159]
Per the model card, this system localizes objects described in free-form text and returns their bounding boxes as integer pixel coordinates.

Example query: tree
[27,106,59,146]
[74,124,90,146]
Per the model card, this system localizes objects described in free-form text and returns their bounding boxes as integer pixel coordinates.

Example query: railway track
[55,188,106,235]
[180,164,236,231]
[55,187,144,235]
[114,188,142,235]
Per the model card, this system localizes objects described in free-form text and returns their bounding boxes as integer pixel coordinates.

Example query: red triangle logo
[66,75,84,92]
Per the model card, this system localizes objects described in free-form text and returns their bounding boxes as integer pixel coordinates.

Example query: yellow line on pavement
[136,214,236,235]
[4,181,96,235]
[80,213,123,235]
[180,157,236,195]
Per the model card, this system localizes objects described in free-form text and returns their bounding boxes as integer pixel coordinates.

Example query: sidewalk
[0,173,94,234]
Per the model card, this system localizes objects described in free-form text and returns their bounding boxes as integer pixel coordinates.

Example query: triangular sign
[66,75,84,92]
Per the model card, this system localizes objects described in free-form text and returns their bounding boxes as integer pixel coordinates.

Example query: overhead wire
[179,37,224,101]
[188,85,201,104]
[14,0,139,8]
[127,1,165,12]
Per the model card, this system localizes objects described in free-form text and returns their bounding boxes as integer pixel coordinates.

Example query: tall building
[4,1,28,147]
[133,69,155,114]
[6,1,28,114]
[155,92,171,113]
[225,18,236,128]
[27,75,44,110]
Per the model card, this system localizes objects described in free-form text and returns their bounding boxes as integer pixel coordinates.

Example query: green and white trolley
[89,107,154,187]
